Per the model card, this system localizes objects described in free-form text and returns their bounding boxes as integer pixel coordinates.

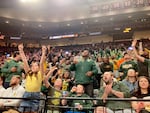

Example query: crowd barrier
[0,96,46,113]
[0,96,150,113]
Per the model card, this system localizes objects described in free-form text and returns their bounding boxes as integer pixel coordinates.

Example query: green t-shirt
[1,60,23,82]
[119,60,138,80]
[68,93,93,112]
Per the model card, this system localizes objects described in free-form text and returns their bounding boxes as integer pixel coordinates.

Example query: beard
[103,79,111,85]
[105,81,110,85]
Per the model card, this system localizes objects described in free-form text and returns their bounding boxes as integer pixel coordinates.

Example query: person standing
[70,50,98,97]
[100,57,113,74]
[132,39,150,77]
[18,44,46,113]
[119,52,139,80]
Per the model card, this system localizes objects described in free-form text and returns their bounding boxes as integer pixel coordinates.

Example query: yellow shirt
[51,91,62,105]
[62,80,69,91]
[25,71,43,92]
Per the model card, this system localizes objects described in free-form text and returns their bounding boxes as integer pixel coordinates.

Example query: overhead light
[140,18,147,22]
[38,24,42,27]
[20,0,26,2]
[80,22,84,24]
[95,20,98,22]
[5,21,9,24]
[147,13,150,16]
[128,16,132,18]
[49,36,61,39]
[67,24,70,26]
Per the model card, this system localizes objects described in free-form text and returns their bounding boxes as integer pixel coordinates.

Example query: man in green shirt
[95,71,133,113]
[70,50,98,97]
[119,52,139,80]
[1,51,23,88]
[61,84,93,113]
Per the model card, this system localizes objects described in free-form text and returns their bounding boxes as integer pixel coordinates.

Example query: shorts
[18,91,40,112]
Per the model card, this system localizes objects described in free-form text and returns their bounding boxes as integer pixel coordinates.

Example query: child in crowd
[18,44,47,113]
[62,70,74,92]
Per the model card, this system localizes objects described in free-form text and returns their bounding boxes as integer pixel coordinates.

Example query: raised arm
[44,66,57,88]
[132,39,145,62]
[40,45,47,76]
[18,44,30,73]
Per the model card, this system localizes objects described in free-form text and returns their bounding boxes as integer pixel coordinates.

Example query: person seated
[122,69,138,94]
[0,76,6,97]
[61,84,93,113]
[131,76,150,113]
[0,75,25,112]
[94,71,134,113]
[44,66,63,113]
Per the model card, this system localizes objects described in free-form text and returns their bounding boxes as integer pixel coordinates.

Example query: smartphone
[6,54,10,57]
[128,46,133,50]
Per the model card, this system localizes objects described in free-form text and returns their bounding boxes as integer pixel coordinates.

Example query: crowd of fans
[0,38,150,113]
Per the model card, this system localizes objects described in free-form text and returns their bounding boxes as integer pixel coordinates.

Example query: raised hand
[132,39,137,47]
[47,45,51,50]
[102,83,113,103]
[86,71,93,77]
[73,56,79,64]
[71,86,77,93]
[104,83,113,95]
[42,45,47,53]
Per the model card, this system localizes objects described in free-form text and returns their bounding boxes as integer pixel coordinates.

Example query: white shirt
[0,85,6,97]
[2,84,25,106]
